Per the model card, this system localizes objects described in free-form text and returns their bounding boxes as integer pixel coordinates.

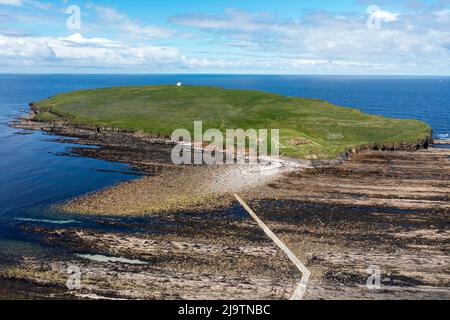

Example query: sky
[0,0,449,74]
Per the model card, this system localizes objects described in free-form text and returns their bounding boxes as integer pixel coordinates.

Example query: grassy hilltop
[33,85,431,159]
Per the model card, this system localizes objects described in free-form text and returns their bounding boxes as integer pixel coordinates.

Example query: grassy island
[32,85,431,159]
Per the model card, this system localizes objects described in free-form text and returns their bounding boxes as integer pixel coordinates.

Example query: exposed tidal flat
[2,146,449,299]
[1,76,449,300]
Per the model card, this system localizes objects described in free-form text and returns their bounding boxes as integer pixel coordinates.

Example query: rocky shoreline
[435,139,450,145]
[11,111,434,165]
[2,112,448,300]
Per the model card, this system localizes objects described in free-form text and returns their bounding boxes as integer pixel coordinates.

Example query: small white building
[176,82,182,87]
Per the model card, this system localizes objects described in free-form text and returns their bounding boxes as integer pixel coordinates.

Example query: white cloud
[0,0,51,9]
[181,56,387,73]
[92,5,173,39]
[27,0,52,10]
[1,3,450,74]
[434,9,450,22]
[0,33,181,67]
[0,34,55,61]
[372,9,399,22]
[170,9,300,37]
[0,0,23,6]
[169,8,450,74]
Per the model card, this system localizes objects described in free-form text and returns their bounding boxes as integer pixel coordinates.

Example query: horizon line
[0,72,449,77]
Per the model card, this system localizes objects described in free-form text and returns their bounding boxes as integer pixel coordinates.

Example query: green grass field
[33,85,431,159]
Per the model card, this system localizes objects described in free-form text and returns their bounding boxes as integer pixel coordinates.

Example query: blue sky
[0,0,449,74]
